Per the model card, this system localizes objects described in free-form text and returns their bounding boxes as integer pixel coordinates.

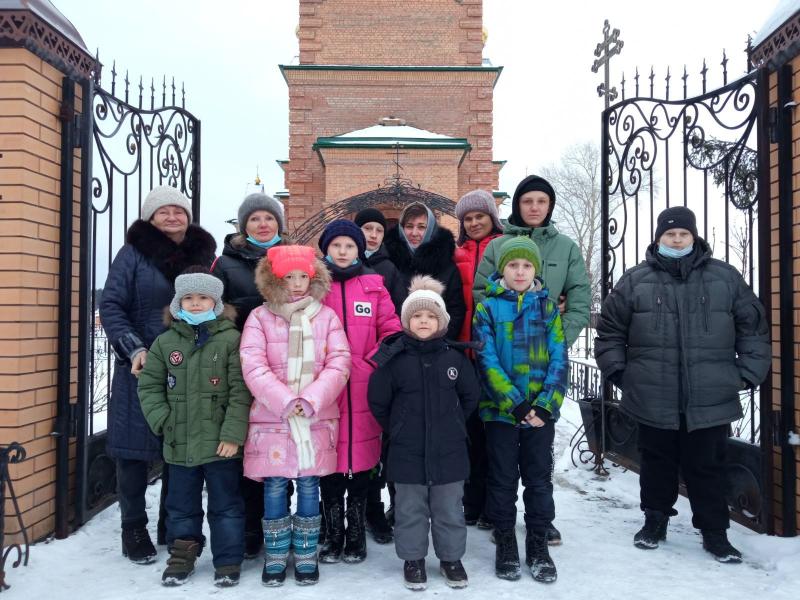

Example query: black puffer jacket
[383,225,466,339]
[595,238,770,432]
[368,334,479,485]
[212,234,288,330]
[363,244,406,316]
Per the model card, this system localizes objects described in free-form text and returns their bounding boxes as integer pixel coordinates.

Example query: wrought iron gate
[71,67,201,526]
[593,62,772,532]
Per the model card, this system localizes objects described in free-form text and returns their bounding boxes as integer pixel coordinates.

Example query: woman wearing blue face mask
[211,192,291,558]
[595,206,770,564]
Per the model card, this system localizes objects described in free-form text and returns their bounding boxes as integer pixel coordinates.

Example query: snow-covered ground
[8,400,800,599]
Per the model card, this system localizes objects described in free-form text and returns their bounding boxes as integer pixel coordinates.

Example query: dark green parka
[594,239,770,432]
[138,312,252,466]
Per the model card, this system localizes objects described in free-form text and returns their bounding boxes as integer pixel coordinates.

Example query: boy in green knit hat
[138,266,252,587]
[472,236,568,584]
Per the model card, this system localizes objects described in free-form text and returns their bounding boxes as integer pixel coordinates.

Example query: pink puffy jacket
[323,270,402,474]
[240,257,351,480]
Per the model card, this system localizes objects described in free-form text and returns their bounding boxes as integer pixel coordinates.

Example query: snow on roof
[753,0,800,48]
[333,124,459,141]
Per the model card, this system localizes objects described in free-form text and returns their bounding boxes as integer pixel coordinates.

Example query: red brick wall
[298,0,484,66]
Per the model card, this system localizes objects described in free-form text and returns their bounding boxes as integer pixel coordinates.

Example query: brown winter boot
[162,539,201,586]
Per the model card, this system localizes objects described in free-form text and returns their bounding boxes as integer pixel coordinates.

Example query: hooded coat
[322,263,402,474]
[368,334,479,486]
[239,257,351,480]
[473,175,591,347]
[99,220,217,460]
[594,239,770,432]
[383,225,466,340]
[363,244,407,316]
[212,233,290,330]
[138,306,252,466]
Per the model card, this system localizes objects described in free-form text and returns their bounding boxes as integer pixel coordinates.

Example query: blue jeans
[166,459,245,568]
[264,476,319,519]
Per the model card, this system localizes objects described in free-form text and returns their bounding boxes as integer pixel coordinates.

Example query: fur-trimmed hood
[254,254,331,306]
[126,219,217,283]
[383,224,457,278]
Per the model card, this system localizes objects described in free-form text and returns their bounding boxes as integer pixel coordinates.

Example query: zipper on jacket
[340,282,354,479]
[700,295,709,332]
[653,295,663,331]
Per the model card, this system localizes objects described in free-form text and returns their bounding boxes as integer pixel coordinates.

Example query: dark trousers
[463,411,489,518]
[485,420,555,531]
[638,419,729,531]
[321,471,370,505]
[166,459,245,568]
[117,458,168,531]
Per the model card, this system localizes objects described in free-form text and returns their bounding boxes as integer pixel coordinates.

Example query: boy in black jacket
[368,276,479,591]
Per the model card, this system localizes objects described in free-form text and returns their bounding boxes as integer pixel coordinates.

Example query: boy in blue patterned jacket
[472,236,568,584]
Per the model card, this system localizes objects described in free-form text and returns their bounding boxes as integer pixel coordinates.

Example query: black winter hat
[354,208,387,229]
[509,175,556,227]
[654,206,698,240]
[318,219,367,258]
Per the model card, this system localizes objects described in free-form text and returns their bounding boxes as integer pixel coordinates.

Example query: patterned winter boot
[292,513,322,585]
[261,515,292,587]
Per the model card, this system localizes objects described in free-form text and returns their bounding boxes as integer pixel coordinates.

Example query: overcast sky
[53,0,780,246]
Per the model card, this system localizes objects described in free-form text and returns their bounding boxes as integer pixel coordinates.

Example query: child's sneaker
[403,559,427,591]
[213,565,241,587]
[161,539,201,586]
[439,560,468,588]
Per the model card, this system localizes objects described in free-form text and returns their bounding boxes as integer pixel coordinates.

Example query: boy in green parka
[139,266,252,588]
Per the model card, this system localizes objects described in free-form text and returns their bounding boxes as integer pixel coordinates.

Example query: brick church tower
[279,0,504,239]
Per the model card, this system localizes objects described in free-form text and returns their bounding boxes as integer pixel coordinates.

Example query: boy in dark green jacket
[139,266,252,587]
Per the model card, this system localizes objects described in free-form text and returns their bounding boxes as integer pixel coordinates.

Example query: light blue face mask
[247,234,281,249]
[364,249,376,258]
[658,243,694,259]
[325,255,359,266]
[176,308,217,325]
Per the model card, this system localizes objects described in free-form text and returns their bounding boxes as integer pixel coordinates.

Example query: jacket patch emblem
[209,376,220,386]
[447,367,458,380]
[167,372,176,389]
[353,301,372,316]
[169,351,183,366]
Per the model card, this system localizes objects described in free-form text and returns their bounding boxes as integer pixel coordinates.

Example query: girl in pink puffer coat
[316,220,402,565]
[240,245,350,586]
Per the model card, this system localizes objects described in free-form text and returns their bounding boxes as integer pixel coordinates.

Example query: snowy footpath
[7,400,800,599]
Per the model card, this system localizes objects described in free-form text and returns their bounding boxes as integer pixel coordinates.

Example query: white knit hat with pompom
[400,275,450,336]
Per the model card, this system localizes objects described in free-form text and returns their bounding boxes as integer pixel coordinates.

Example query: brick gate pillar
[0,1,97,543]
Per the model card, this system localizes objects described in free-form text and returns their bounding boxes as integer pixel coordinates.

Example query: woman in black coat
[383,203,466,340]
[99,185,216,564]
[210,192,290,558]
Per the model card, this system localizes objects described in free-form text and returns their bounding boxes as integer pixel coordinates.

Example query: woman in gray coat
[595,206,769,563]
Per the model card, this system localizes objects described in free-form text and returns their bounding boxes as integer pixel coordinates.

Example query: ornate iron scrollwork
[0,443,29,591]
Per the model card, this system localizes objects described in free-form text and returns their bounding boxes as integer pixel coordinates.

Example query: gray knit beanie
[454,189,503,245]
[169,271,225,318]
[237,193,285,234]
[400,275,450,338]
[141,185,193,222]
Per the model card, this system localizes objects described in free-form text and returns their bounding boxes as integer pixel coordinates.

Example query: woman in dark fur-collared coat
[99,186,216,565]
[383,203,466,340]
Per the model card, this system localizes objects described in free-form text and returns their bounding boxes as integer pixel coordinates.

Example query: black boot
[318,501,327,548]
[403,559,427,591]
[319,501,345,563]
[525,528,557,583]
[633,509,670,550]
[545,522,562,545]
[365,500,393,544]
[343,498,367,563]
[701,530,742,563]
[439,560,468,588]
[493,528,521,581]
[244,529,263,559]
[121,525,157,565]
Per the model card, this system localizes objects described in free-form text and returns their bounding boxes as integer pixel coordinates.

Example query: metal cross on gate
[591,19,624,109]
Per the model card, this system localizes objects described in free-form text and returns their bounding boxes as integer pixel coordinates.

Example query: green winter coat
[473,221,591,347]
[138,315,252,467]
